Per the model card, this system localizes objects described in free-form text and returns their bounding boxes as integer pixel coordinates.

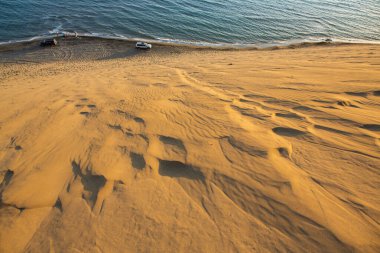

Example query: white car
[135,42,152,49]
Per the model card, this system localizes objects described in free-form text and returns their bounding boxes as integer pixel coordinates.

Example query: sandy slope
[0,44,379,253]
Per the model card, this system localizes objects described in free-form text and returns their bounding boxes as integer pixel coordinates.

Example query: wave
[1,30,380,49]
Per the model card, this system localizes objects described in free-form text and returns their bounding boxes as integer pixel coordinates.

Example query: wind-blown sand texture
[0,44,379,253]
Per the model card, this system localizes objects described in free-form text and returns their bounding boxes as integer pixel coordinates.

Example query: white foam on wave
[48,24,63,34]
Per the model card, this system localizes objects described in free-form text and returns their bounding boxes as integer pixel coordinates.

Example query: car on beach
[135,42,152,49]
[40,38,58,47]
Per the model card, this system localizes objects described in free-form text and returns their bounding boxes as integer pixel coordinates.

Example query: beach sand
[0,43,379,252]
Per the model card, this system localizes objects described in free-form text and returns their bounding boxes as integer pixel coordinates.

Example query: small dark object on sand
[325,38,333,42]
[40,39,58,47]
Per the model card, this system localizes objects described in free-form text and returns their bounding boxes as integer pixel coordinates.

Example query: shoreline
[1,35,380,64]
[1,31,380,48]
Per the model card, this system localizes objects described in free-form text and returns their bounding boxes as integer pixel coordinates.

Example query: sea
[0,0,379,47]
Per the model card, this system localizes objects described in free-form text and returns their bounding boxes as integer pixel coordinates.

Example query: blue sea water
[0,0,379,46]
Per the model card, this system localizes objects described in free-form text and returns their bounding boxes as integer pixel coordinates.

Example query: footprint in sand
[0,169,14,189]
[146,135,195,178]
[155,135,187,162]
[108,110,147,136]
[159,135,186,151]
[158,160,204,180]
[80,111,90,116]
[175,84,191,88]
[272,127,305,137]
[293,105,319,112]
[70,161,107,210]
[151,83,168,88]
[314,125,351,135]
[79,104,97,116]
[361,124,380,132]
[275,112,304,120]
[345,91,368,97]
[54,198,63,212]
[108,124,123,132]
[130,152,146,170]
[277,147,291,158]
[8,137,22,151]
[336,100,359,108]
[220,136,267,158]
[76,97,97,116]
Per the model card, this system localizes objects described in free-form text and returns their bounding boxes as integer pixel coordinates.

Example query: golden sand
[0,44,379,252]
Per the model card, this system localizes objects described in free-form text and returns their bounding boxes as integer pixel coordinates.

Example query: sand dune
[0,44,379,252]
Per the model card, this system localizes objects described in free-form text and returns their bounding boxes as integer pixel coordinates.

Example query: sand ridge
[0,44,379,252]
